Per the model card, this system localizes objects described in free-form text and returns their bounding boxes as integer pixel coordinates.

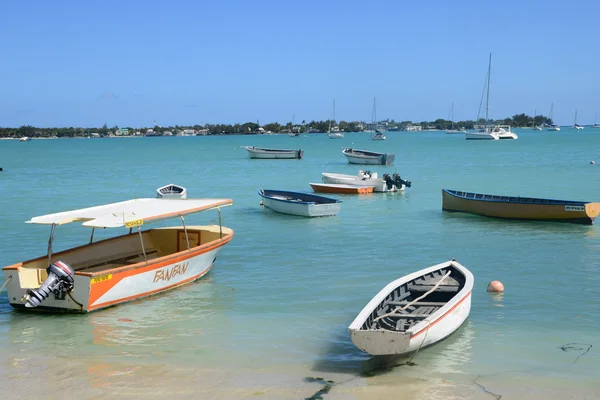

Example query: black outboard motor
[393,172,412,188]
[382,173,395,190]
[23,261,75,308]
[383,173,412,190]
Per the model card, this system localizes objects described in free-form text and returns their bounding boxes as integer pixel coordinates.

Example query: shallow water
[1,130,599,399]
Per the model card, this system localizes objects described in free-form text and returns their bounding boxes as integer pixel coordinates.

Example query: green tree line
[0,113,553,138]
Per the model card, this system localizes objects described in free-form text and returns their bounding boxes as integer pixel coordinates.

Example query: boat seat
[410,284,460,292]
[386,301,446,306]
[74,248,159,272]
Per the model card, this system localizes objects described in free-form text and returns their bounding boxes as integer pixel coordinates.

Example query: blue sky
[1,0,599,127]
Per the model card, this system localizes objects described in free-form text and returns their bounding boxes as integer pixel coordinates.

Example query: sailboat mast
[485,53,491,123]
[333,99,336,123]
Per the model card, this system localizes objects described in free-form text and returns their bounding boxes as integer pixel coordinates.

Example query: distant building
[197,128,209,135]
[405,124,422,131]
[116,128,129,136]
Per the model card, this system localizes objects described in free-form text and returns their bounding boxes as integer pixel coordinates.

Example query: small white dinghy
[156,183,187,199]
[348,259,473,356]
[258,189,342,217]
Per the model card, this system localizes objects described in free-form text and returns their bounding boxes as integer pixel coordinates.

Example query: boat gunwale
[443,189,592,206]
[245,146,301,153]
[258,189,341,205]
[342,148,388,157]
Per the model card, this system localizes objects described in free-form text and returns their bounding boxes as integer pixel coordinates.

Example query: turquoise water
[1,130,599,399]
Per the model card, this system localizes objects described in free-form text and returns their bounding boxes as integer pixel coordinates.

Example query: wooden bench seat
[385,301,447,306]
[410,284,460,292]
[74,249,159,272]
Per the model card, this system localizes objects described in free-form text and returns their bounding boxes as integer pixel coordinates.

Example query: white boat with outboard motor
[322,170,411,192]
[1,196,234,313]
[156,183,187,199]
[342,148,395,165]
[258,189,342,217]
[348,259,473,356]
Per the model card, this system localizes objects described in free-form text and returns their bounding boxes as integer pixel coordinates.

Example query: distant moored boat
[342,148,395,165]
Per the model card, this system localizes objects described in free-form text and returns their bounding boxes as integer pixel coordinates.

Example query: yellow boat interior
[9,225,233,289]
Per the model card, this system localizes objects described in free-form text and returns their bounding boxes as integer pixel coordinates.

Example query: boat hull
[348,260,473,356]
[442,189,600,224]
[310,183,373,194]
[259,190,341,217]
[245,146,303,159]
[321,172,404,192]
[342,149,395,165]
[465,132,499,140]
[3,226,233,312]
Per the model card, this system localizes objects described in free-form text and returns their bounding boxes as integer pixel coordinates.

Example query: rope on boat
[68,291,84,311]
[374,270,452,322]
[407,319,431,366]
[0,275,12,292]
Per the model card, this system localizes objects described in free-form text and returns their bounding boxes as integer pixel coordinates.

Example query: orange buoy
[487,280,504,293]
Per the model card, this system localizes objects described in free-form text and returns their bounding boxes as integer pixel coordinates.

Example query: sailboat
[466,53,518,140]
[532,108,542,130]
[328,99,344,139]
[593,112,600,128]
[547,103,560,131]
[445,103,467,134]
[370,97,386,140]
[573,110,584,130]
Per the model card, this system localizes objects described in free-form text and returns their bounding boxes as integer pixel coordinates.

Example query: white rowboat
[342,148,395,165]
[245,146,304,159]
[258,189,341,217]
[156,183,187,199]
[348,259,473,356]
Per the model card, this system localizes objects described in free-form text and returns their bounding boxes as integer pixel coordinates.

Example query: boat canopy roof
[26,198,232,228]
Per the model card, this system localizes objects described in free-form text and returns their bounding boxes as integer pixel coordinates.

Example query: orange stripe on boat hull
[410,291,471,339]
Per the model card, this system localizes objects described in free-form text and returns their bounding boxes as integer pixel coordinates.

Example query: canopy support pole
[218,207,223,238]
[180,216,190,250]
[89,228,95,244]
[138,227,147,262]
[47,224,56,265]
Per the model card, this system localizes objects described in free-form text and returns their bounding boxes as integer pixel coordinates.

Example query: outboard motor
[22,261,75,308]
[383,173,412,190]
[392,172,412,188]
[382,173,395,190]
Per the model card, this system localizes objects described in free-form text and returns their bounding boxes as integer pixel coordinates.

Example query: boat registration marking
[125,219,144,228]
[565,205,585,212]
[91,274,113,284]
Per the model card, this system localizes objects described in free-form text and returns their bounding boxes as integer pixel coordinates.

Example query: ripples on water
[1,131,600,399]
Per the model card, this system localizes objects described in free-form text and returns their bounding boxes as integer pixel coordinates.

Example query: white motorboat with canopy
[1,197,234,312]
